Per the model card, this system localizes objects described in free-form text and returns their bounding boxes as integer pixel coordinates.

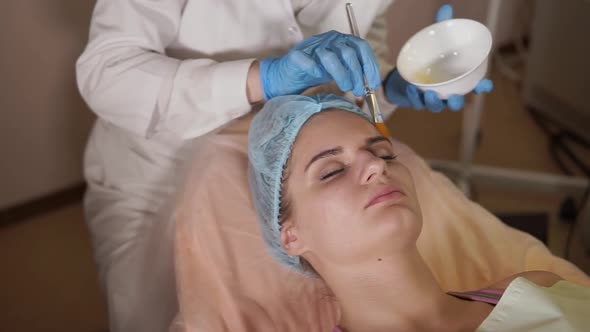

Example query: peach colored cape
[171,119,589,331]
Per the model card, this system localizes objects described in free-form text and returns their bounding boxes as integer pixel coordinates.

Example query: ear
[280,220,306,256]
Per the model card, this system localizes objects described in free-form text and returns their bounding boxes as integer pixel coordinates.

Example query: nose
[359,151,386,185]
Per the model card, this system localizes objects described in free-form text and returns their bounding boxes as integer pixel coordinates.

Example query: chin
[376,205,422,238]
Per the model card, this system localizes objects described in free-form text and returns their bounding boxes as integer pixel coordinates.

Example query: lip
[365,186,406,209]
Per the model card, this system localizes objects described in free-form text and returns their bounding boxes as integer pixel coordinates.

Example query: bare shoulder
[488,271,563,289]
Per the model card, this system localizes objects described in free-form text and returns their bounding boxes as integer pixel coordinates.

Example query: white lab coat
[477,277,590,331]
[76,0,394,331]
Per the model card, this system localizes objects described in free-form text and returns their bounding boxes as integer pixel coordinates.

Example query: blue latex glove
[384,4,494,113]
[260,30,381,100]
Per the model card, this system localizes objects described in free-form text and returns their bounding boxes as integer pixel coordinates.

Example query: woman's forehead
[291,111,380,159]
[300,110,376,139]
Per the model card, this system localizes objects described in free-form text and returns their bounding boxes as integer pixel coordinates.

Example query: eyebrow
[366,136,391,146]
[303,136,391,172]
[304,147,343,172]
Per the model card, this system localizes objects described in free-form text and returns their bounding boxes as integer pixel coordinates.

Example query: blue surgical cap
[248,94,372,275]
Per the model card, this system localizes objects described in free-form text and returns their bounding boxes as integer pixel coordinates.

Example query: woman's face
[280,110,422,271]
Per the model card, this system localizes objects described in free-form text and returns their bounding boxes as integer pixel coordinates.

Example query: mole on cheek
[377,258,382,262]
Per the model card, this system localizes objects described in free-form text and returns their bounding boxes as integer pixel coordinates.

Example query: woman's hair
[248,94,373,276]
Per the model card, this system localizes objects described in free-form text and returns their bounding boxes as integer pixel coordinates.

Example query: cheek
[298,186,362,249]
[298,194,346,234]
[316,183,360,226]
[390,164,421,213]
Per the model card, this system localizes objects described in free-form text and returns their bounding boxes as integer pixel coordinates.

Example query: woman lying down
[248,94,590,332]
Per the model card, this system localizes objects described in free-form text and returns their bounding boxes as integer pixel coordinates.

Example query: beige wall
[0,1,96,208]
[387,0,529,62]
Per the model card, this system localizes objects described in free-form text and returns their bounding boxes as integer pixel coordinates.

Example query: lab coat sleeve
[76,0,254,139]
[364,2,398,118]
[365,8,394,80]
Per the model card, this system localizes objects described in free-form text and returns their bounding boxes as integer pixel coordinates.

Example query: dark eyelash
[320,155,397,181]
[380,154,398,161]
[320,168,345,181]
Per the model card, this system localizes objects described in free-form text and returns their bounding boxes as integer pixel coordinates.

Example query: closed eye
[320,168,345,181]
[320,155,395,181]
[380,155,398,161]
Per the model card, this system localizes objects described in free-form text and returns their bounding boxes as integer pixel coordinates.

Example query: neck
[321,248,465,332]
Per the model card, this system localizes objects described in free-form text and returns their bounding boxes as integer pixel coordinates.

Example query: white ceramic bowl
[396,18,493,99]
